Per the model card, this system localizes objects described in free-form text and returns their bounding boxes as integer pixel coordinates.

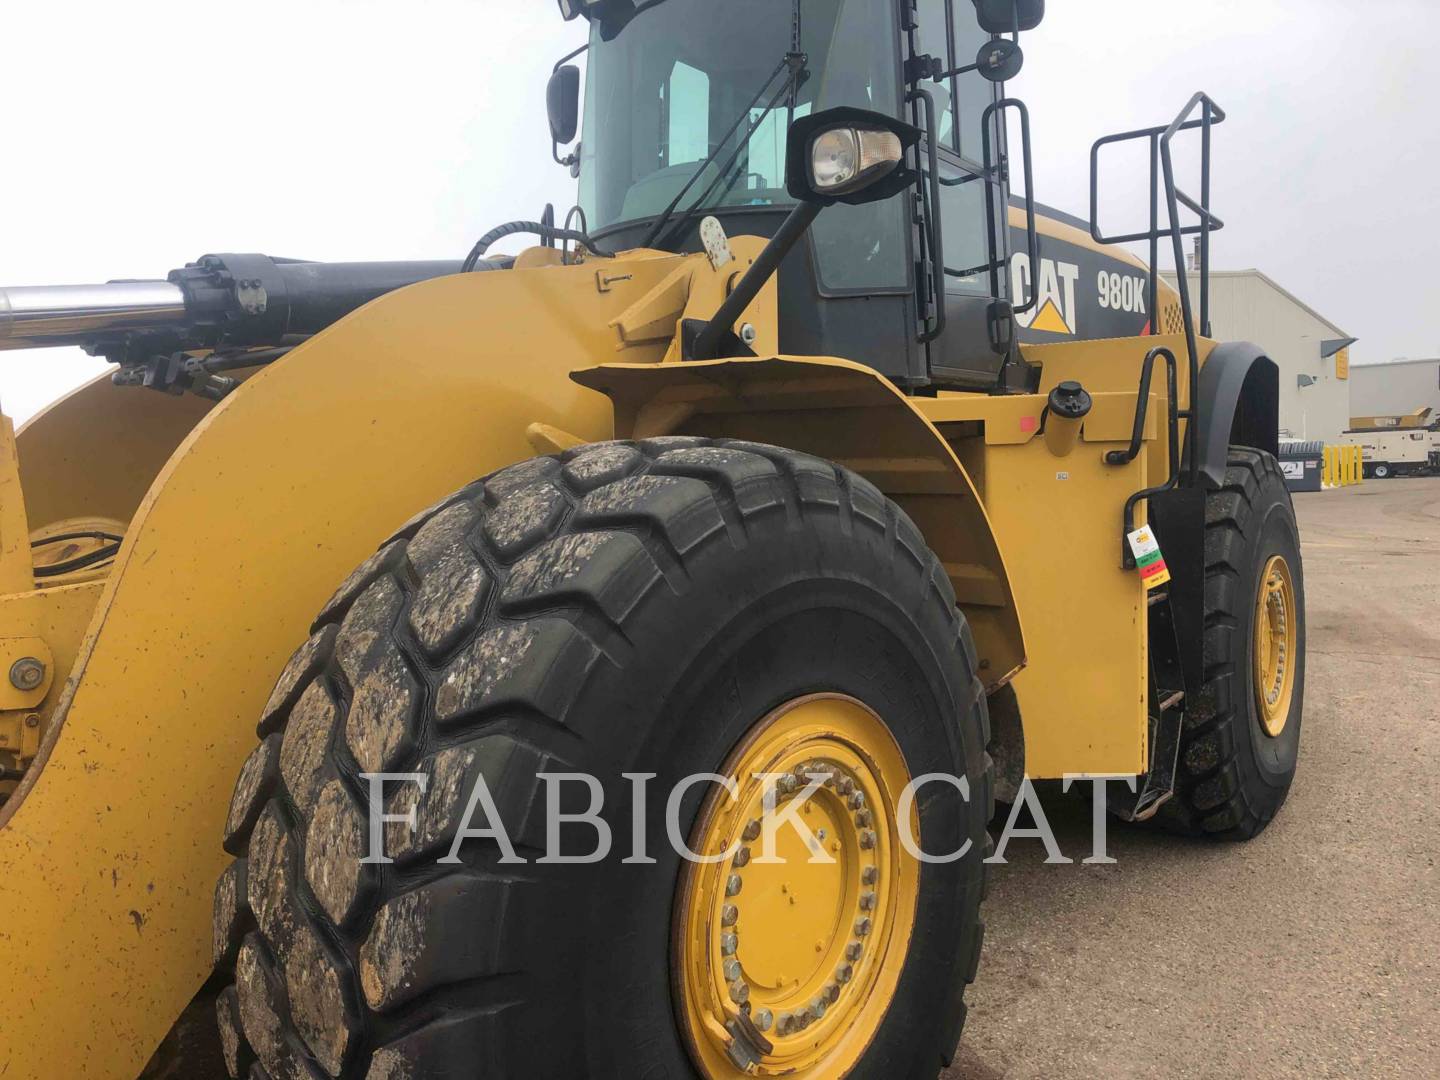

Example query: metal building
[1348,357,1440,420]
[1163,269,1354,442]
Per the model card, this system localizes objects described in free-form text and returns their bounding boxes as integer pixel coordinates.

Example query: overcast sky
[2,0,1436,422]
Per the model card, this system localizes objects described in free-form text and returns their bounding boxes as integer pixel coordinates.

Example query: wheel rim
[1252,554,1297,737]
[673,694,919,1078]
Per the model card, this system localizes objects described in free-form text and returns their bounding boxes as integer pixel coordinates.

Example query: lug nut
[733,845,751,868]
[742,819,762,843]
[859,891,877,912]
[837,776,855,796]
[855,809,873,828]
[859,830,877,850]
[846,942,863,962]
[724,958,742,982]
[721,904,739,927]
[729,980,750,1005]
[776,1013,792,1036]
[836,962,854,984]
[721,932,738,956]
[726,874,743,897]
[825,982,840,1004]
[855,916,872,936]
[754,1008,773,1032]
[862,866,878,885]
[810,997,827,1019]
[778,774,798,795]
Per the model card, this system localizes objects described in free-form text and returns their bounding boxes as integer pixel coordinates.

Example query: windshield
[578,0,901,236]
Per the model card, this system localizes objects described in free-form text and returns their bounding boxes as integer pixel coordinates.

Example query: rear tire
[1162,448,1305,839]
[1372,462,1391,479]
[211,438,992,1079]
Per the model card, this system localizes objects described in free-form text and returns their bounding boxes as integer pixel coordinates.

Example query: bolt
[724,958,742,982]
[739,322,758,346]
[776,1013,793,1036]
[726,874,743,897]
[855,809,873,828]
[24,713,40,728]
[859,891,877,912]
[9,657,45,692]
[849,791,866,811]
[721,904,739,927]
[721,932,738,956]
[862,866,879,885]
[855,916,872,936]
[825,982,841,1004]
[836,962,854,984]
[816,828,827,842]
[754,1008,773,1032]
[837,776,855,796]
[733,845,751,868]
[859,830,877,850]
[729,980,750,1005]
[778,774,798,795]
[846,942,863,962]
[742,819,762,843]
[810,997,827,1019]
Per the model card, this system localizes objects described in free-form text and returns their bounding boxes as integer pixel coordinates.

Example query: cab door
[907,0,1014,388]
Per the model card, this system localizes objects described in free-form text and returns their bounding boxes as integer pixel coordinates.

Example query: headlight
[809,127,904,197]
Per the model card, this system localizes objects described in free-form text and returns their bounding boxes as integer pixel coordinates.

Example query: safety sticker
[1125,526,1171,589]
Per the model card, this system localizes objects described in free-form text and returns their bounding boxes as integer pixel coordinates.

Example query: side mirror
[972,0,1045,33]
[547,64,580,146]
[784,107,921,206]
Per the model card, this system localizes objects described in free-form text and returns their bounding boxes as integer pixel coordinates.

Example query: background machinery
[0,1,1305,1077]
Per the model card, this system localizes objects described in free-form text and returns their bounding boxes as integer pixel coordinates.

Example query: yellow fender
[573,356,1026,687]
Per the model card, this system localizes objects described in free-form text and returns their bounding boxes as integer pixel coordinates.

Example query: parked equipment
[1341,408,1440,477]
[0,2,1305,1077]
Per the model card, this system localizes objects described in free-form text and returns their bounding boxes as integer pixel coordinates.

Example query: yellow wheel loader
[0,1,1305,1077]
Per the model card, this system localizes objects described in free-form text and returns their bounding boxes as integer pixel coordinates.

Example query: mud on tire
[211,438,993,1079]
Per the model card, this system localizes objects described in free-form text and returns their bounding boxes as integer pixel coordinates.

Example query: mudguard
[1188,340,1279,486]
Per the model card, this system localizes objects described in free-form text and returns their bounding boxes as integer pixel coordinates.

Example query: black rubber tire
[1372,462,1391,479]
[211,438,993,1080]
[1161,447,1305,839]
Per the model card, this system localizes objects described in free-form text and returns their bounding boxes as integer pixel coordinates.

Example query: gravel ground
[945,477,1440,1079]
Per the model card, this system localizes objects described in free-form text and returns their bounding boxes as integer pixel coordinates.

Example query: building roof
[1351,356,1439,369]
[1161,268,1351,339]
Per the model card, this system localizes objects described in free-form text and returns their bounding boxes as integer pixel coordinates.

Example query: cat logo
[1010,253,1079,335]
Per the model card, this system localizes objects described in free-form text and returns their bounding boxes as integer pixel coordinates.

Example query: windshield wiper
[640,52,808,250]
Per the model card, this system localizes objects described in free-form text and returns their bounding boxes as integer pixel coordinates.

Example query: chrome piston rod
[0,280,189,351]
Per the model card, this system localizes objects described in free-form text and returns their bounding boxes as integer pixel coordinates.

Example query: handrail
[1111,346,1181,567]
[909,87,947,344]
[1090,92,1226,487]
[982,97,1038,315]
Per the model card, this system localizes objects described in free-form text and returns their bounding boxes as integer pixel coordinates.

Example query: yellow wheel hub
[1253,554,1297,737]
[674,694,918,1078]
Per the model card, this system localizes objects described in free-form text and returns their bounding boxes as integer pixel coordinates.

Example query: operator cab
[554,0,1044,392]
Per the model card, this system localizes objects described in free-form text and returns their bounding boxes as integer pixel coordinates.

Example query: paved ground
[945,478,1440,1079]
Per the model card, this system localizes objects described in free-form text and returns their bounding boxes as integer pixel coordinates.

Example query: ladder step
[1148,591,1169,607]
[1159,690,1185,711]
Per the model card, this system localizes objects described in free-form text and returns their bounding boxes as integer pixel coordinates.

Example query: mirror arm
[689,201,822,361]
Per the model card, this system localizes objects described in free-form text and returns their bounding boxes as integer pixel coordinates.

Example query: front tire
[1164,448,1305,839]
[211,438,992,1079]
